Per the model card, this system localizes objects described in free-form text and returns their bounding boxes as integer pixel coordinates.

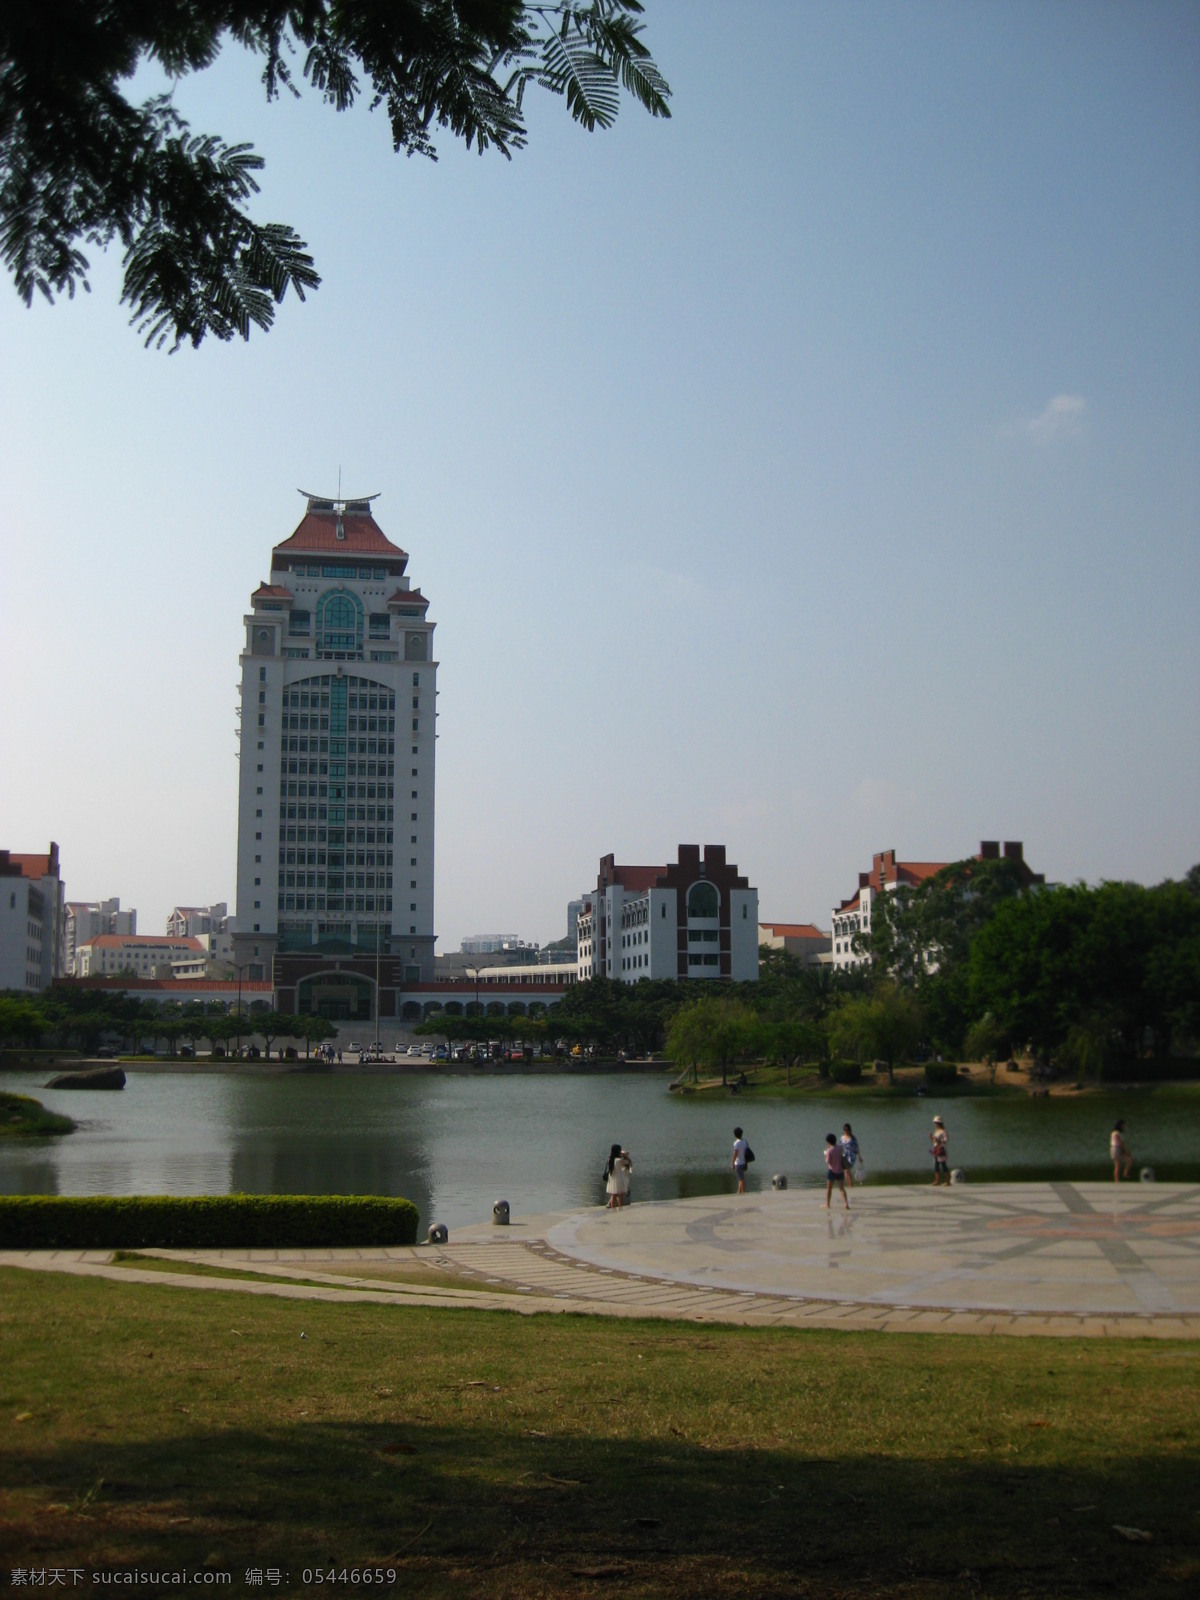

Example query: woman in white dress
[604,1144,633,1207]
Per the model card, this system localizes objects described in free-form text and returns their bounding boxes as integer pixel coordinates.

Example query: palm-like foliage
[0,2,670,348]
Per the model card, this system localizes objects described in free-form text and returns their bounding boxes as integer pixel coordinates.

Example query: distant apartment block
[576,845,759,984]
[66,898,136,975]
[76,934,206,979]
[0,843,66,992]
[166,902,228,938]
[758,922,832,966]
[831,840,1044,969]
[460,934,533,956]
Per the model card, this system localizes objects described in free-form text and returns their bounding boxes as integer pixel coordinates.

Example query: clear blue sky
[1,1,1197,947]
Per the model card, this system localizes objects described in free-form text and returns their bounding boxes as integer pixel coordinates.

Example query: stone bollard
[492,1199,511,1225]
[772,1173,788,1190]
[1140,1167,1156,1183]
[427,1223,449,1245]
[950,1168,967,1184]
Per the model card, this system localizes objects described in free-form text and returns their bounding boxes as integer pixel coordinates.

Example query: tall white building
[232,494,437,1025]
[0,843,65,993]
[66,898,136,975]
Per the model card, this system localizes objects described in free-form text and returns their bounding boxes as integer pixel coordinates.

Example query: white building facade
[232,494,437,994]
[0,844,65,992]
[66,898,136,976]
[576,845,759,985]
[166,903,228,939]
[76,934,206,977]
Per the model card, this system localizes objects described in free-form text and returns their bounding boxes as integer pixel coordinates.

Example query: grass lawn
[1,1268,1197,1599]
[0,1091,75,1139]
[674,1064,1026,1099]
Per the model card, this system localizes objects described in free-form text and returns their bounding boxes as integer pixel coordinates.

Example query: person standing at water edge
[1111,1120,1134,1182]
[732,1126,748,1193]
[604,1145,633,1208]
[604,1143,622,1208]
[824,1134,849,1209]
[839,1123,859,1188]
[615,1148,633,1205]
[930,1116,950,1186]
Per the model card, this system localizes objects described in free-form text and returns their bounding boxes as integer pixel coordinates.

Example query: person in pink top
[823,1133,849,1209]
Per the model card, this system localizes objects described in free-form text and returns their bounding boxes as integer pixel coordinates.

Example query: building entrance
[297,972,373,1021]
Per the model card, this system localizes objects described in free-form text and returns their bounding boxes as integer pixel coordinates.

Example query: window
[316,589,364,657]
[687,881,719,918]
[259,667,266,680]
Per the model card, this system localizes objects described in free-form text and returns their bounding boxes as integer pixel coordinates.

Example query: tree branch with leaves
[1,1,670,348]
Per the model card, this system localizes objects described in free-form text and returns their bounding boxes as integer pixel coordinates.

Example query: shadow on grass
[4,1419,1198,1599]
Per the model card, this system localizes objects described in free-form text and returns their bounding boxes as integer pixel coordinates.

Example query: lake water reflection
[2,1069,1197,1231]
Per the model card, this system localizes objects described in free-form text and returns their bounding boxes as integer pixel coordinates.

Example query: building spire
[297,486,381,543]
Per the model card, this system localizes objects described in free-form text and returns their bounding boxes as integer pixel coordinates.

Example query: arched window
[316,590,363,657]
[687,881,719,918]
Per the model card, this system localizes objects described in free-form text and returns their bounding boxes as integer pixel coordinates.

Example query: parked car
[434,1045,448,1060]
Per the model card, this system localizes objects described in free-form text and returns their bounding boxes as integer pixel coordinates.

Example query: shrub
[0,1194,419,1250]
[924,1061,959,1087]
[0,1092,75,1138]
[829,1061,862,1085]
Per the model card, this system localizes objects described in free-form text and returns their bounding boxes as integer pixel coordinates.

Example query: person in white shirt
[731,1126,748,1194]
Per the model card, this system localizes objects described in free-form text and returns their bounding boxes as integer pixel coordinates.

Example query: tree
[297,1013,336,1058]
[864,856,1032,1053]
[1,1,670,349]
[828,985,922,1084]
[970,879,1200,1063]
[664,996,758,1087]
[962,1012,1008,1082]
[767,1016,823,1088]
[0,995,48,1047]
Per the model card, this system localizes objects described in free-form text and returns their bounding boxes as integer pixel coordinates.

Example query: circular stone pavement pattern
[545,1182,1200,1318]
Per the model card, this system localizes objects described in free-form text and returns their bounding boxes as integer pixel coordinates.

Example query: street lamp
[374,916,382,1059]
[234,964,244,1055]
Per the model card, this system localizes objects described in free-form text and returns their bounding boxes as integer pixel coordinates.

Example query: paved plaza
[4,1183,1198,1337]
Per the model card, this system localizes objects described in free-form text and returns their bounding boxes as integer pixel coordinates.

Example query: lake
[2,1069,1197,1231]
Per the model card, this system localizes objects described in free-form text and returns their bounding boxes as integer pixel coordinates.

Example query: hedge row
[0,1193,419,1250]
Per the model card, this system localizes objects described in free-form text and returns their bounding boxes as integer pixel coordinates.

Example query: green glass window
[687,881,719,919]
[316,591,363,656]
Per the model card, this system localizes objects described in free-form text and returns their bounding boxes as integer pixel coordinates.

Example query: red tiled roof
[760,922,828,940]
[252,584,293,601]
[608,866,665,894]
[835,894,861,914]
[87,935,205,951]
[386,588,429,608]
[274,511,407,558]
[894,860,947,885]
